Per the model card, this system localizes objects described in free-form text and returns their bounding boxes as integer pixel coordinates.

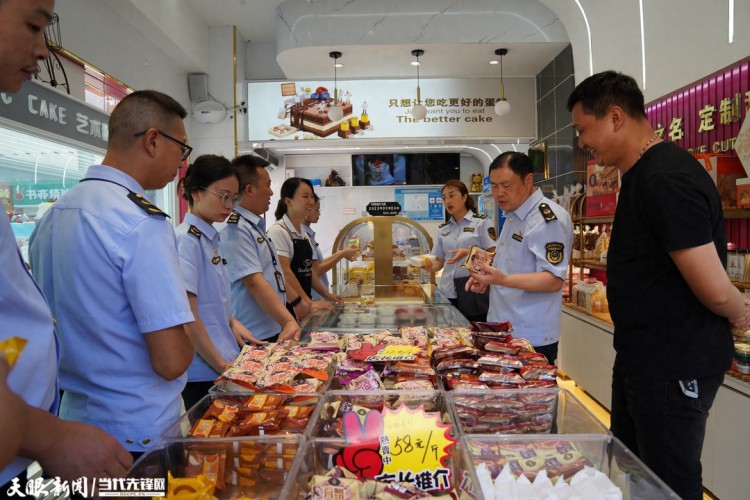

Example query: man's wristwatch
[288,296,302,308]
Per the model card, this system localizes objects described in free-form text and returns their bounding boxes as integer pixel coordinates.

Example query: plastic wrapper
[462,246,496,273]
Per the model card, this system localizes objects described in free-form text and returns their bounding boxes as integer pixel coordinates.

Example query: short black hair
[489,151,533,179]
[566,70,647,120]
[232,154,270,192]
[108,90,187,146]
[178,155,237,207]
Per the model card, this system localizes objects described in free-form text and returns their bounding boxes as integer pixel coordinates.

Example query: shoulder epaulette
[127,192,168,217]
[473,213,487,219]
[438,221,449,228]
[188,225,202,239]
[539,203,557,223]
[227,212,240,224]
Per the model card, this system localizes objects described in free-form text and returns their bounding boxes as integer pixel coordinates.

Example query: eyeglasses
[134,129,193,161]
[202,187,241,208]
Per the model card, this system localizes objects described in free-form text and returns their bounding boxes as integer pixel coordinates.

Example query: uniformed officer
[220,155,303,343]
[424,180,496,321]
[0,0,132,486]
[175,155,267,409]
[29,90,196,458]
[466,152,572,364]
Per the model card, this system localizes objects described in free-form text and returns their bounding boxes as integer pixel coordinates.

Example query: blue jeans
[611,356,723,500]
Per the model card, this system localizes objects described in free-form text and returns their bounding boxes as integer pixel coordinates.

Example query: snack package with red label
[436,357,479,373]
[433,345,478,361]
[519,365,558,381]
[470,321,513,333]
[482,341,521,355]
[479,371,525,386]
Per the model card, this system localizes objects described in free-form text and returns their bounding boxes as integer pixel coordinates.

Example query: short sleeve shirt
[266,214,316,259]
[487,189,573,346]
[175,213,239,382]
[220,207,286,340]
[29,165,194,451]
[303,224,329,299]
[0,215,59,484]
[432,210,496,298]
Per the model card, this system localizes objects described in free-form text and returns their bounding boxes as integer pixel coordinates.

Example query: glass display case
[332,216,434,297]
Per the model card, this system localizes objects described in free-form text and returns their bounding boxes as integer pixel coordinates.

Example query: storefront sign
[395,188,444,221]
[367,201,401,216]
[0,81,109,149]
[4,179,72,206]
[247,78,535,141]
[646,57,750,156]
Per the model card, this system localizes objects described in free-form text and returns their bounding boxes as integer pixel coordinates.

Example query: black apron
[277,223,314,317]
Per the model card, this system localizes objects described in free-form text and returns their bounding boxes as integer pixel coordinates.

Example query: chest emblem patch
[257,236,265,243]
[545,242,564,264]
[488,227,497,241]
[212,256,222,265]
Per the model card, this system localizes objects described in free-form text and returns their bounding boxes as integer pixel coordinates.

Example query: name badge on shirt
[463,227,475,233]
[512,232,524,242]
[274,270,287,293]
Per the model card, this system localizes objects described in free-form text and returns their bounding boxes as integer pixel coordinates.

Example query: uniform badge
[488,227,497,241]
[127,192,168,217]
[545,242,564,264]
[539,203,557,223]
[212,256,221,265]
[512,232,524,243]
[473,213,487,219]
[257,236,265,243]
[227,212,240,224]
[463,227,476,233]
[442,231,451,237]
[188,225,202,239]
[438,221,449,228]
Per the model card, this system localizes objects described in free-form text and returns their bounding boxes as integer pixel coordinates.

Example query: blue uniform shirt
[432,210,496,299]
[303,224,328,300]
[487,189,572,347]
[0,215,59,485]
[175,213,239,382]
[220,207,286,341]
[29,165,194,452]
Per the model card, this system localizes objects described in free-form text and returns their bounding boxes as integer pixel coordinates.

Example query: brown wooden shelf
[723,207,750,219]
[563,302,613,325]
[571,259,608,270]
[573,216,615,224]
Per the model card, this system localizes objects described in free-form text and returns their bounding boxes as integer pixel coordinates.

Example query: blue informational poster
[395,187,444,221]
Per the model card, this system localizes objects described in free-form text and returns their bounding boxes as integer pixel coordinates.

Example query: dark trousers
[448,297,487,323]
[181,380,215,411]
[611,357,724,500]
[533,342,558,366]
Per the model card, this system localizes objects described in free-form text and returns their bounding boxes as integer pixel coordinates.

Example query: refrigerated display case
[332,216,434,297]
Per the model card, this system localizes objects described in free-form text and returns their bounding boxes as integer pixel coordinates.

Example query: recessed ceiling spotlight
[489,60,499,65]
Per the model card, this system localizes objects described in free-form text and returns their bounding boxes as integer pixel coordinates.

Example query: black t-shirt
[607,141,733,379]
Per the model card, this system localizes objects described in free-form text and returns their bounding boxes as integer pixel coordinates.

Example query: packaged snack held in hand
[463,246,496,273]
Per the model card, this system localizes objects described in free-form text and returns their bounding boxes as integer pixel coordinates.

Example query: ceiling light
[494,48,511,117]
[327,51,344,122]
[489,60,499,65]
[410,49,428,121]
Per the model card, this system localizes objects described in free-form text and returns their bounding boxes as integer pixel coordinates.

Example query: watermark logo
[6,476,167,498]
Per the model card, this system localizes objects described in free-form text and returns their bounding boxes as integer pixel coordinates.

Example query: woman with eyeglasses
[267,178,342,317]
[424,180,497,322]
[175,155,266,408]
[303,194,359,300]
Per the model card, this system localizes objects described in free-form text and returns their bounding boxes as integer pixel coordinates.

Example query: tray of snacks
[163,393,321,439]
[464,434,679,499]
[127,435,303,499]
[448,388,609,436]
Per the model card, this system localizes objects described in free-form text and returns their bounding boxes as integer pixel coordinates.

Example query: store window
[0,124,104,261]
[84,65,130,113]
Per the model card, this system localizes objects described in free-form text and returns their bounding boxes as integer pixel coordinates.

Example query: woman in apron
[266,177,341,318]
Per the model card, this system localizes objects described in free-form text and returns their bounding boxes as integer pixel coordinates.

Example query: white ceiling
[184,0,567,80]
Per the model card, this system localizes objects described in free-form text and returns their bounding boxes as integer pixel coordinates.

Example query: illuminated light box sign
[247,78,535,141]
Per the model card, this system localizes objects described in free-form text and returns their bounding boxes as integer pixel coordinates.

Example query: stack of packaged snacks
[437,322,557,390]
[332,329,436,391]
[180,394,318,438]
[214,341,342,393]
[450,390,558,434]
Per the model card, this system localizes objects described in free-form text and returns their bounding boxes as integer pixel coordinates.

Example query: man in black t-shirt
[567,71,750,500]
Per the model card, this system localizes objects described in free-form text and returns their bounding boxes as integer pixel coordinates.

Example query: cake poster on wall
[248,78,535,142]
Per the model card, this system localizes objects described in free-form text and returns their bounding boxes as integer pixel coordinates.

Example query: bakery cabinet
[331,215,434,298]
[567,214,613,324]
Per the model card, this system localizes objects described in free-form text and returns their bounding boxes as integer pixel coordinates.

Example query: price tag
[336,403,456,492]
[364,345,421,362]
